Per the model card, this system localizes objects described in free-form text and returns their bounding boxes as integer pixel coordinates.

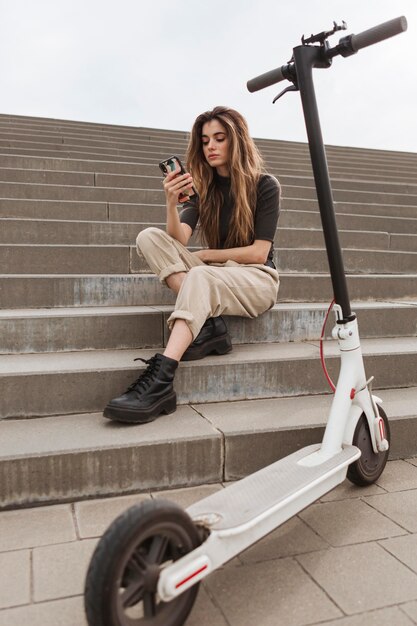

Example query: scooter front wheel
[347,407,390,486]
[84,499,201,626]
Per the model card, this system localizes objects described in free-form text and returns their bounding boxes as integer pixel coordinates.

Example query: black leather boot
[181,316,232,361]
[103,353,178,423]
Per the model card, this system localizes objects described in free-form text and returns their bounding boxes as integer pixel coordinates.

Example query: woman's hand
[192,249,210,262]
[163,170,194,206]
[192,240,272,265]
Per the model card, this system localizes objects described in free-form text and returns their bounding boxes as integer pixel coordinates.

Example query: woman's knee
[136,227,166,253]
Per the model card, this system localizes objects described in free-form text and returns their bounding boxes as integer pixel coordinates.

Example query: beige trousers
[136,227,280,340]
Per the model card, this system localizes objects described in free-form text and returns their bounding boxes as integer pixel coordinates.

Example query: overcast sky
[0,0,415,153]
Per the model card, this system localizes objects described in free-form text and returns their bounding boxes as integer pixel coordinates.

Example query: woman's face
[201,119,230,176]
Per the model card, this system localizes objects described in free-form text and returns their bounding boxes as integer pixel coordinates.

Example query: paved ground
[1,457,417,626]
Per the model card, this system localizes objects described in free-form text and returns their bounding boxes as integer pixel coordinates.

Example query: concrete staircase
[1,113,417,509]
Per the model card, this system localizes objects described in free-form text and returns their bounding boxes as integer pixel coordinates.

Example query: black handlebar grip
[350,16,407,52]
[247,66,286,93]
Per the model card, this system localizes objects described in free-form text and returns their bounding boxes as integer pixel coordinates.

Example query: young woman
[104,106,281,424]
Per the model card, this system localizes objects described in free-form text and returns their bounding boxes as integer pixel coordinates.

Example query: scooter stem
[293,44,354,323]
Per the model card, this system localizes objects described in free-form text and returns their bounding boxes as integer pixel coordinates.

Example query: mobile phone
[159,155,195,203]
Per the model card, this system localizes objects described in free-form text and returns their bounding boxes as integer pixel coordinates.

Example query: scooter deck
[187,444,360,531]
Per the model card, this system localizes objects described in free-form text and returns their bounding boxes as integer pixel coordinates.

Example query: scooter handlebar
[247,17,407,93]
[350,16,407,52]
[247,66,287,93]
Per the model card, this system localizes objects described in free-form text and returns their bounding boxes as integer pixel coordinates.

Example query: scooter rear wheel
[347,407,390,486]
[84,499,201,626]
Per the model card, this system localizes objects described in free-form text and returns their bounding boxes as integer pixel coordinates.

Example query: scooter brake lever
[273,84,298,103]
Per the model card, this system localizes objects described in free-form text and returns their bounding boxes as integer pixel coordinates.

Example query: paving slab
[320,481,385,501]
[313,607,416,626]
[380,533,417,574]
[364,490,417,532]
[402,601,417,623]
[299,498,406,546]
[33,539,98,602]
[374,459,417,492]
[238,515,328,562]
[0,454,416,625]
[0,504,75,551]
[0,551,30,609]
[0,596,88,626]
[297,543,417,615]
[204,557,342,626]
[74,492,151,538]
[186,586,229,626]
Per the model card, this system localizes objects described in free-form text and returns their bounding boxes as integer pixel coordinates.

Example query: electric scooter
[84,16,408,626]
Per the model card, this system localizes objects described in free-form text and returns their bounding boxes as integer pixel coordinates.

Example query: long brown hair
[186,106,265,248]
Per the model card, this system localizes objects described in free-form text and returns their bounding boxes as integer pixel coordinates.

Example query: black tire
[84,499,201,626]
[347,407,390,486]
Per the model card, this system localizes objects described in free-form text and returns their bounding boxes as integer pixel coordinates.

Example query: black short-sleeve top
[179,173,280,264]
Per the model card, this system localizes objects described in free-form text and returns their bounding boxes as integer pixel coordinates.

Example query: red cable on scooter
[320,299,336,392]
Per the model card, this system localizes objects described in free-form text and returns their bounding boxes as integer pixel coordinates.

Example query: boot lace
[127,355,160,393]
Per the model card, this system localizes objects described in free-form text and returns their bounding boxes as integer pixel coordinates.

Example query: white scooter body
[157,312,388,602]
[83,18,407,625]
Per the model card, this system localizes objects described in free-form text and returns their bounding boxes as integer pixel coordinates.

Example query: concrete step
[0,219,399,251]
[0,167,95,186]
[0,198,110,220]
[0,144,162,163]
[283,209,417,236]
[0,154,157,175]
[1,179,416,208]
[2,273,417,308]
[90,172,417,197]
[2,152,417,190]
[0,244,132,274]
[2,141,416,176]
[133,246,417,276]
[1,130,417,169]
[1,153,416,183]
[1,113,416,161]
[1,385,416,508]
[1,123,417,169]
[0,132,190,154]
[2,113,416,156]
[274,248,417,275]
[1,301,416,354]
[335,201,417,219]
[1,243,416,275]
[1,337,417,419]
[3,196,413,228]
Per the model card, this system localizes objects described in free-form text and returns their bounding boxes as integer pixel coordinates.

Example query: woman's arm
[163,170,194,246]
[193,239,272,264]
